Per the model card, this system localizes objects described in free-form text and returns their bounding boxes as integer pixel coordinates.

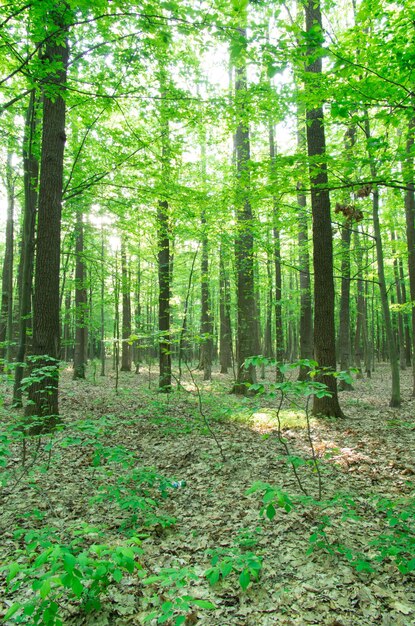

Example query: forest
[0,0,415,624]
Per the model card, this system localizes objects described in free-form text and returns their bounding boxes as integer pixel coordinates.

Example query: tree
[304,0,343,417]
[232,18,257,394]
[25,5,70,431]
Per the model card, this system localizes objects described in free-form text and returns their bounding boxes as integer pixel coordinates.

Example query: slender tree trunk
[403,118,415,395]
[305,0,343,417]
[364,115,400,406]
[133,249,141,374]
[0,152,15,370]
[338,222,353,390]
[391,232,406,370]
[120,235,132,372]
[269,125,284,374]
[100,226,106,376]
[13,92,40,406]
[232,25,257,393]
[399,258,412,367]
[219,243,233,374]
[199,140,213,380]
[25,23,69,431]
[73,210,87,379]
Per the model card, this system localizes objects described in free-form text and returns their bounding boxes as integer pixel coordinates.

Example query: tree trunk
[0,152,15,371]
[364,115,400,406]
[391,232,406,370]
[13,91,40,406]
[73,210,87,379]
[403,118,415,395]
[232,25,257,393]
[120,235,132,372]
[399,258,412,367]
[269,125,284,374]
[25,24,69,432]
[219,243,233,374]
[305,0,343,417]
[338,222,353,390]
[100,226,106,376]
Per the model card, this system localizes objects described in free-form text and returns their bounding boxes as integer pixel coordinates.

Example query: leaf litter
[0,363,415,625]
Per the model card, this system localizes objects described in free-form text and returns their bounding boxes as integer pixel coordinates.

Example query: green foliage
[205,546,262,590]
[142,567,215,624]
[246,482,293,520]
[2,527,143,625]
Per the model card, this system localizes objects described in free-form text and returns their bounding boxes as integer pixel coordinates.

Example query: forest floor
[1,362,415,626]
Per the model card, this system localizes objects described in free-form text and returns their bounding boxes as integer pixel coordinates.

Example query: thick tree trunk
[305,0,343,417]
[73,210,87,379]
[25,27,69,432]
[232,26,257,393]
[120,235,132,372]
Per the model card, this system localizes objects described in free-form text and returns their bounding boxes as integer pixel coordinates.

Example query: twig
[184,363,226,462]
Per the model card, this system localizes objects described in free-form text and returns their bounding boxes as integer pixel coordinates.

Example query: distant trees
[0,0,414,419]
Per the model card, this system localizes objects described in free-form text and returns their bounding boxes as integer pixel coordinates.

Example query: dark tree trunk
[232,26,257,393]
[120,235,132,372]
[0,152,15,371]
[305,0,343,417]
[13,91,39,406]
[219,243,232,374]
[25,26,69,432]
[73,210,87,379]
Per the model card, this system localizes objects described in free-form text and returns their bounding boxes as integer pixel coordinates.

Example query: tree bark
[232,25,257,393]
[219,243,233,374]
[25,23,69,431]
[305,0,343,417]
[13,91,40,405]
[364,115,400,406]
[120,235,132,372]
[0,152,15,371]
[338,222,353,390]
[403,118,415,395]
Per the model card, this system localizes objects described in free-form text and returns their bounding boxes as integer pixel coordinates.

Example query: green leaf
[113,568,123,583]
[63,553,76,574]
[3,603,22,620]
[39,578,52,599]
[239,569,251,590]
[192,599,216,609]
[71,575,84,597]
[266,503,276,520]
